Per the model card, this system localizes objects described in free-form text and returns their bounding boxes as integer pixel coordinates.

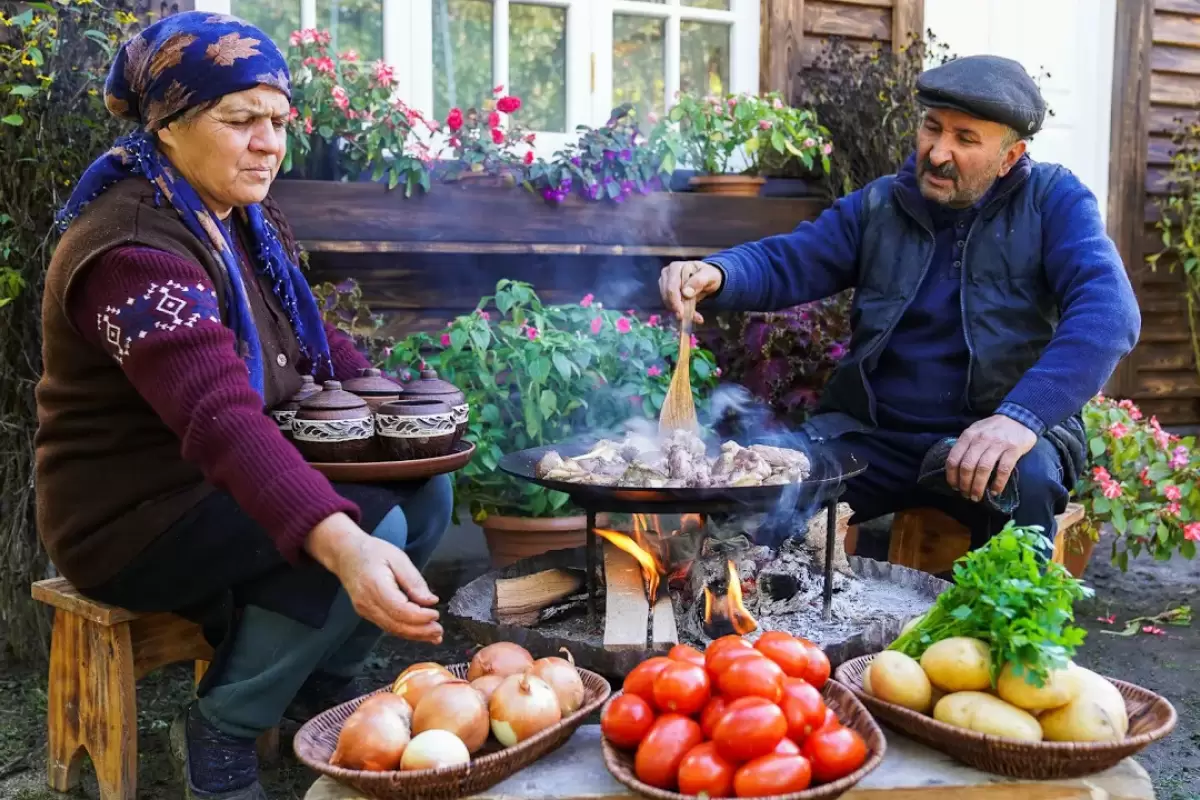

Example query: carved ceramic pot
[270,375,322,440]
[402,368,468,444]
[342,367,403,412]
[291,380,375,463]
[375,399,456,461]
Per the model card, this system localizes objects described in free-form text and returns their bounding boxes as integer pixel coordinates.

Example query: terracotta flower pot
[1056,525,1097,579]
[688,175,766,197]
[479,514,588,568]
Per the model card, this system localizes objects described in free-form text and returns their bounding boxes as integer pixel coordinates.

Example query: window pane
[433,0,494,121]
[231,0,299,53]
[683,0,731,9]
[613,15,665,120]
[315,0,383,62]
[680,21,730,98]
[510,4,567,132]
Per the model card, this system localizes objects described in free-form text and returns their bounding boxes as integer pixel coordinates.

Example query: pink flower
[1119,399,1134,410]
[525,133,536,143]
[647,111,659,124]
[1155,429,1171,450]
[772,98,784,110]
[727,97,738,108]
[1143,625,1166,636]
[288,106,298,121]
[1102,480,1122,500]
[477,310,490,321]
[828,342,847,360]
[488,110,501,129]
[331,85,349,111]
[647,314,660,327]
[580,294,594,308]
[647,365,662,377]
[289,30,303,46]
[590,317,603,335]
[823,142,833,155]
[440,333,451,347]
[524,150,534,165]
[304,116,313,135]
[526,326,539,341]
[714,367,722,377]
[491,127,505,145]
[690,334,698,348]
[447,108,464,132]
[315,56,335,76]
[496,96,521,114]
[758,120,773,130]
[301,29,317,45]
[1166,501,1182,517]
[1164,484,1182,501]
[1092,465,1111,482]
[1184,522,1200,542]
[1140,467,1153,487]
[1097,614,1116,625]
[339,48,359,62]
[1170,445,1190,470]
[616,317,632,334]
[1108,422,1128,439]
[373,60,395,86]
[316,30,332,45]
[804,137,816,149]
[493,84,505,95]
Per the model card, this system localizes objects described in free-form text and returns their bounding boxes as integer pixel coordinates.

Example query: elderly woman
[35,12,452,799]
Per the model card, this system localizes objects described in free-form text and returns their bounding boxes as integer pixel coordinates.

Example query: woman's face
[156,85,289,217]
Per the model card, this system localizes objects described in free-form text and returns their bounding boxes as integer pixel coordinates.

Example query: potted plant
[441,86,535,187]
[750,92,834,181]
[284,28,437,194]
[655,91,832,197]
[386,280,719,566]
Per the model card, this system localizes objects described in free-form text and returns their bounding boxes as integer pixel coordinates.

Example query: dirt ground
[0,530,1195,800]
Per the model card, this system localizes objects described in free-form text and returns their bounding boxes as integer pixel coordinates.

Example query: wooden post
[891,0,924,53]
[760,0,805,100]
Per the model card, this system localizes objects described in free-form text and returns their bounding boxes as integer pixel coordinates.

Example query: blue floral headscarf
[57,11,330,398]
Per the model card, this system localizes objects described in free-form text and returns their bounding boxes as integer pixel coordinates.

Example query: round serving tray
[310,441,475,482]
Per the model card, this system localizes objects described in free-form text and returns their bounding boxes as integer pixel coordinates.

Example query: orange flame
[597,514,703,601]
[703,560,758,635]
[596,527,661,600]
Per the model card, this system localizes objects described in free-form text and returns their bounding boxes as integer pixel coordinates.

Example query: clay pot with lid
[291,380,375,463]
[374,399,456,461]
[403,368,469,444]
[342,367,403,412]
[270,375,322,439]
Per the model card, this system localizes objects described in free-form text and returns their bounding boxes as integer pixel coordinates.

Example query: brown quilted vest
[36,178,306,588]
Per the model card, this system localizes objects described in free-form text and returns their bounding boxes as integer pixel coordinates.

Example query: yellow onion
[468,642,535,682]
[392,665,456,710]
[412,680,490,753]
[470,674,505,705]
[529,648,585,715]
[330,693,412,771]
[399,729,471,771]
[396,662,451,682]
[489,671,562,747]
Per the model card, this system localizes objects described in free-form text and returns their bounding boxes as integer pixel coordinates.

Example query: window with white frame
[195,0,758,154]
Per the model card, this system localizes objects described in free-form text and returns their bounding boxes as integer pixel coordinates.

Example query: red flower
[288,106,298,121]
[524,150,534,165]
[447,108,464,132]
[525,133,536,143]
[497,96,521,114]
[491,127,505,145]
[304,116,313,135]
[493,84,505,95]
[488,110,501,128]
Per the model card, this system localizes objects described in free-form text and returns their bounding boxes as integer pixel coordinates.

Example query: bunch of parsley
[888,523,1094,687]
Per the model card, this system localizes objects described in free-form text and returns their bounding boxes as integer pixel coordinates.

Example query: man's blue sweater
[705,156,1142,436]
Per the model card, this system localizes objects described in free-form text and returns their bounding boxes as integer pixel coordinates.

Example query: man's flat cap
[916,55,1046,136]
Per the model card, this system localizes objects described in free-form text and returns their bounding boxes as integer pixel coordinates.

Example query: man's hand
[945,415,1038,502]
[659,261,724,324]
[305,513,443,644]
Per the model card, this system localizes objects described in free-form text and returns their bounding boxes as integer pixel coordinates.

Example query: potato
[920,637,993,692]
[869,651,933,713]
[1039,667,1129,742]
[996,661,1081,711]
[933,692,1043,742]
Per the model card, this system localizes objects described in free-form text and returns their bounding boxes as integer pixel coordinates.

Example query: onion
[399,729,471,771]
[489,671,562,747]
[396,662,451,682]
[468,642,535,682]
[412,680,490,753]
[470,674,505,705]
[331,693,413,771]
[392,666,456,709]
[529,648,585,715]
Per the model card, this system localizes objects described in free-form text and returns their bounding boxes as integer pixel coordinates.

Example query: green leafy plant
[889,524,1094,687]
[744,92,833,178]
[385,280,719,521]
[1077,394,1198,568]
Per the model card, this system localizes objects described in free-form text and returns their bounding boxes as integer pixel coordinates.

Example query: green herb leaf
[1,115,24,127]
[8,85,37,97]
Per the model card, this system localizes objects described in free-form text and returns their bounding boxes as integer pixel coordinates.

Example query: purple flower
[604,150,616,161]
[620,148,632,161]
[613,193,625,204]
[570,156,582,167]
[828,341,848,360]
[559,176,573,191]
[586,183,601,200]
[620,179,634,195]
[603,175,615,184]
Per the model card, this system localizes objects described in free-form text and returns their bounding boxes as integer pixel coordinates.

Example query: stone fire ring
[447,547,951,680]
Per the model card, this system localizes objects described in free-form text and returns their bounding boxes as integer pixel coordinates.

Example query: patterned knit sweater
[70,244,370,565]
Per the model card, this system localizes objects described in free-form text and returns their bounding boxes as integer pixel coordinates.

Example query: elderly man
[660,55,1141,553]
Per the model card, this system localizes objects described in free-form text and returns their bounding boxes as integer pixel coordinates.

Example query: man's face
[915,107,1026,208]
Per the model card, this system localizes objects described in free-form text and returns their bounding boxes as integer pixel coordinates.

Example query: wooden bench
[31,577,279,800]
[885,501,1090,577]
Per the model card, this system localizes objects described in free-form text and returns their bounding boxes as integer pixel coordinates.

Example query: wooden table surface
[305,724,1155,800]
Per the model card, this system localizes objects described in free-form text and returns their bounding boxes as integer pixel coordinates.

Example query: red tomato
[706,645,763,682]
[733,754,813,797]
[815,707,841,734]
[803,726,868,783]
[780,677,827,743]
[601,694,656,750]
[699,695,731,739]
[652,661,711,716]
[754,632,811,679]
[773,737,801,755]
[708,634,753,654]
[718,652,785,703]
[711,696,788,763]
[668,644,705,667]
[634,714,704,790]
[623,657,673,709]
[799,644,831,689]
[677,741,736,797]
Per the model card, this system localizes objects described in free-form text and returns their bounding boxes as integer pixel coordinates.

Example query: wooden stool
[32,577,279,800]
[886,502,1089,577]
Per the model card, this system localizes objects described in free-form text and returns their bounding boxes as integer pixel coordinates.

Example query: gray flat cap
[916,54,1046,136]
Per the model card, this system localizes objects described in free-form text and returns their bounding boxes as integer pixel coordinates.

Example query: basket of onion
[600,634,886,800]
[294,643,611,800]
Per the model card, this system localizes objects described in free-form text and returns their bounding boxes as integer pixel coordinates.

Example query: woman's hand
[659,261,724,324]
[305,513,444,644]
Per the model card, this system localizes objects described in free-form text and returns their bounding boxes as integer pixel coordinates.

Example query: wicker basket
[834,653,1177,780]
[601,681,886,800]
[294,663,612,800]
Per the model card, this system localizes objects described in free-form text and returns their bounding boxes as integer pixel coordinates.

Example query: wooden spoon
[658,295,699,436]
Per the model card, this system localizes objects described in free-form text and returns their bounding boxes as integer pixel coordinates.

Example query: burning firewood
[804,502,854,578]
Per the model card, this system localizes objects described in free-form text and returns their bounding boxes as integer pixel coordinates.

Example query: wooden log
[651,594,678,649]
[495,569,584,626]
[603,543,649,651]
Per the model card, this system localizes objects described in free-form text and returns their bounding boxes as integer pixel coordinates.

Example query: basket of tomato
[599,632,886,799]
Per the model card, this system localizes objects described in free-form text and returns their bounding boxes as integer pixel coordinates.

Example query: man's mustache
[920,158,958,181]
